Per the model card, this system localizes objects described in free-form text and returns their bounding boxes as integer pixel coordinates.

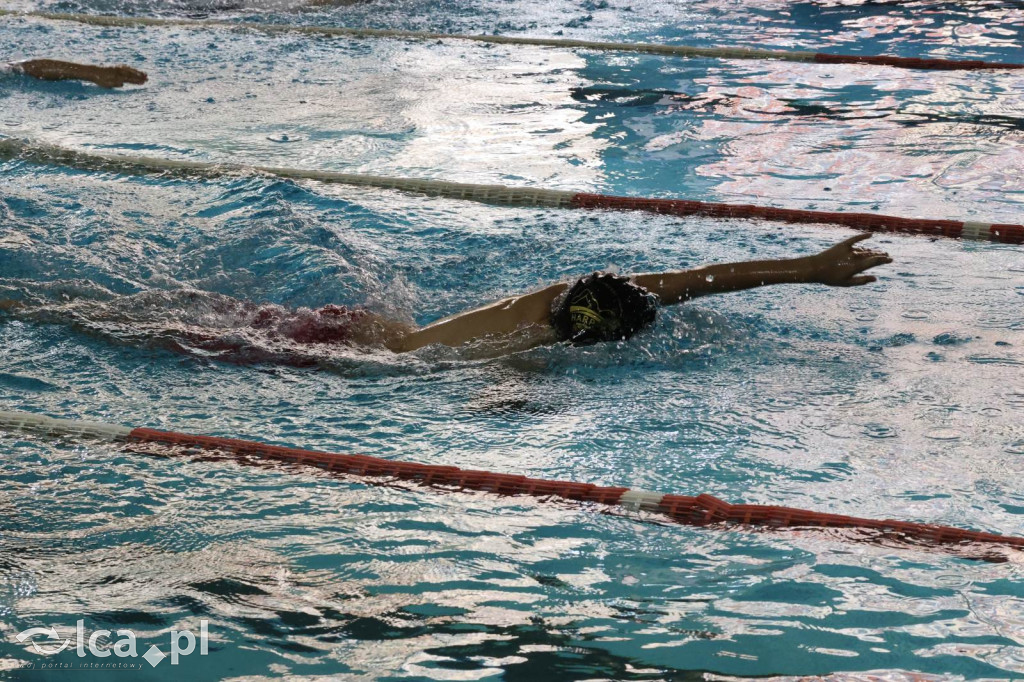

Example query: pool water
[1,0,1023,679]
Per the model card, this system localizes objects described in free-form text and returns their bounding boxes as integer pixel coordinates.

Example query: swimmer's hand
[806,233,892,287]
[17,60,148,88]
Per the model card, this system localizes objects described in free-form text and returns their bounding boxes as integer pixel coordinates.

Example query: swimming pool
[1,0,1023,678]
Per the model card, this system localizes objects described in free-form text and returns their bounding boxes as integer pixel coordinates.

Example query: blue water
[1,0,1023,679]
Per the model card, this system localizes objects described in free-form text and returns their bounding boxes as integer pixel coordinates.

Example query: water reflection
[2,0,1024,678]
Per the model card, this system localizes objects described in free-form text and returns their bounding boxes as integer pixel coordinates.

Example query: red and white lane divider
[2,10,1023,72]
[4,139,1022,245]
[571,193,1023,244]
[2,409,1022,553]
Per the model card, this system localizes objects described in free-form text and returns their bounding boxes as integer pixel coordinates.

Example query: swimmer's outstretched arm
[630,234,892,304]
[9,60,148,88]
[389,234,890,353]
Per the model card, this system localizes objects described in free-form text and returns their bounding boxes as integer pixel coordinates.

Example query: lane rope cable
[2,138,1021,244]
[1,9,1023,72]
[1,409,1021,554]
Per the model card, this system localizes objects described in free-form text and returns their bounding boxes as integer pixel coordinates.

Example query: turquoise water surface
[1,0,1023,679]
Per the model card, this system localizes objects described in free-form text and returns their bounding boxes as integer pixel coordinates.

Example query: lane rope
[1,9,1023,72]
[3,138,1021,244]
[1,409,1021,553]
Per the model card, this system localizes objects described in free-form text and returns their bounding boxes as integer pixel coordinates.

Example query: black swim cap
[550,273,658,345]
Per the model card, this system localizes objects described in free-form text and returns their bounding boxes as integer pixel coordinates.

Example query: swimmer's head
[550,273,658,345]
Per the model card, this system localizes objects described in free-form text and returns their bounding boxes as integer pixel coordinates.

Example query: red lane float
[129,427,632,503]
[126,426,1024,551]
[1,410,1021,553]
[571,193,1024,244]
[4,139,1021,245]
[3,10,1024,72]
[813,53,1024,71]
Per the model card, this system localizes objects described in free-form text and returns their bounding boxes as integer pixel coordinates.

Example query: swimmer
[388,233,890,354]
[1,60,148,88]
[1,234,890,359]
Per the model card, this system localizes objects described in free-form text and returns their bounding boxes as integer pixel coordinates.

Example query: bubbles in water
[862,423,898,439]
[925,429,963,441]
